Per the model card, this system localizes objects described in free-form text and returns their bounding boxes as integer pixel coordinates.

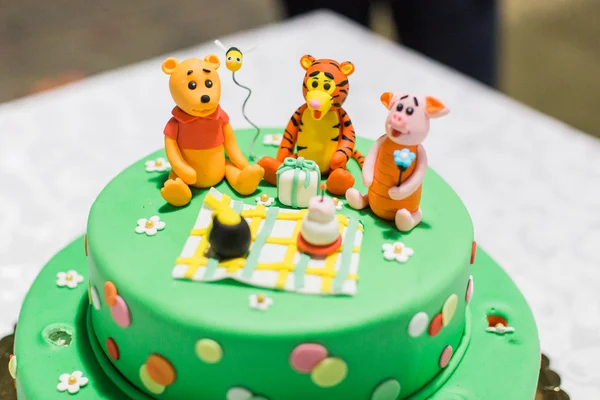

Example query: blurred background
[0,0,599,136]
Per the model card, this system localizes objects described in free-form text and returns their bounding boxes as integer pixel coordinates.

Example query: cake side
[86,132,473,399]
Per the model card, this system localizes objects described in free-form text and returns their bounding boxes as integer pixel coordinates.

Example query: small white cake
[300,196,339,246]
[276,157,321,209]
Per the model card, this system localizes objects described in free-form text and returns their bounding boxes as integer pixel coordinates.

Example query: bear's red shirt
[164,106,230,150]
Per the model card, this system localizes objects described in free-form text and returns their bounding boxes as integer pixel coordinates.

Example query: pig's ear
[425,97,450,118]
[380,92,394,110]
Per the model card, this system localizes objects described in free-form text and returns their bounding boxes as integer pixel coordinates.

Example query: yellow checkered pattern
[175,193,363,293]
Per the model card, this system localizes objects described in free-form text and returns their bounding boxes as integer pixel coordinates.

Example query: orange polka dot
[429,313,443,337]
[147,354,176,386]
[106,337,120,360]
[104,281,117,307]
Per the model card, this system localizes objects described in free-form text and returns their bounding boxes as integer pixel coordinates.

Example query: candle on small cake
[297,184,342,256]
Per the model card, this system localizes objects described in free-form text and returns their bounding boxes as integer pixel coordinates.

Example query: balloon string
[232,71,261,161]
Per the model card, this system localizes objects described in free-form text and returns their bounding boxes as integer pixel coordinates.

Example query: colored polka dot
[470,242,476,264]
[442,294,458,327]
[408,312,429,337]
[466,276,474,303]
[106,337,120,360]
[429,313,443,336]
[111,295,131,327]
[84,234,88,256]
[104,281,117,307]
[140,364,165,395]
[439,345,453,368]
[91,286,101,310]
[147,353,176,386]
[8,355,16,379]
[290,343,328,373]
[195,339,223,363]
[226,387,253,400]
[311,357,347,387]
[371,379,401,400]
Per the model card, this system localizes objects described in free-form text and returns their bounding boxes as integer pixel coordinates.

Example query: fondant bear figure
[346,92,449,231]
[160,55,264,207]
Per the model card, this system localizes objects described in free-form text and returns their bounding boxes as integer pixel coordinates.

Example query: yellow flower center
[66,274,73,281]
[256,294,265,304]
[495,323,505,328]
[273,135,281,141]
[145,220,155,229]
[260,194,269,202]
[333,198,339,205]
[68,376,77,385]
[155,160,163,167]
[394,245,403,254]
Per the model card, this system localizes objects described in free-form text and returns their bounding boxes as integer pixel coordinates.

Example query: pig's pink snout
[309,99,321,109]
[391,112,404,123]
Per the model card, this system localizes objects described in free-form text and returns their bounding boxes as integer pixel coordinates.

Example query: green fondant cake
[12,129,540,399]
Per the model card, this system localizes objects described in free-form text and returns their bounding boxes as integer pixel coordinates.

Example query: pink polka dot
[466,276,474,303]
[290,343,328,373]
[439,345,453,368]
[111,295,131,327]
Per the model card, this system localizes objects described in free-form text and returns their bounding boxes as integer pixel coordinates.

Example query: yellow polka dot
[140,364,165,395]
[310,357,347,387]
[442,294,458,327]
[195,339,223,364]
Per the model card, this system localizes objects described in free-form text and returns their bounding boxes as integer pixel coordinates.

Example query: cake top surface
[87,131,473,336]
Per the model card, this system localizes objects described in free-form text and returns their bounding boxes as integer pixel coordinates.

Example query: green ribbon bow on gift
[276,157,321,208]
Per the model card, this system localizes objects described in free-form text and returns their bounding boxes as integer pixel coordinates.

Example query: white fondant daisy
[255,193,275,207]
[57,371,88,394]
[332,197,343,210]
[262,134,283,147]
[56,270,84,289]
[135,216,166,236]
[249,294,273,311]
[486,325,515,335]
[145,157,171,172]
[382,242,414,263]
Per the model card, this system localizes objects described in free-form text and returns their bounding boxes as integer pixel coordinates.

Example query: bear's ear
[204,54,221,70]
[340,61,354,76]
[425,97,450,118]
[300,54,316,70]
[380,92,394,110]
[162,57,179,75]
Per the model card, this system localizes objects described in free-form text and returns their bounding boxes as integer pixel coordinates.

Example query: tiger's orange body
[258,55,364,196]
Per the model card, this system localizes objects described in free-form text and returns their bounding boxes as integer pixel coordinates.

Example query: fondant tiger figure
[258,55,364,196]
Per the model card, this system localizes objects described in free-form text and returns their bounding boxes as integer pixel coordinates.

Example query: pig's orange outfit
[368,138,421,220]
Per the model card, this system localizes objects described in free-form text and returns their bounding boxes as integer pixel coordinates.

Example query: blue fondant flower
[393,149,416,169]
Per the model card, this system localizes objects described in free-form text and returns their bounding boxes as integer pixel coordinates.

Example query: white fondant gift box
[276,157,321,208]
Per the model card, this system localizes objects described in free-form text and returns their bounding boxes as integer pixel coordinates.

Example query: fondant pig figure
[345,92,449,231]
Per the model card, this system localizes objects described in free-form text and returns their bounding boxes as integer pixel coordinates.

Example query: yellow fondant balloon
[442,294,458,327]
[195,338,223,363]
[310,357,348,387]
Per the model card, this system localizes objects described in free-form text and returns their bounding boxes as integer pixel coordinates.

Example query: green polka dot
[139,364,166,395]
[195,338,223,363]
[371,379,401,400]
[310,357,347,387]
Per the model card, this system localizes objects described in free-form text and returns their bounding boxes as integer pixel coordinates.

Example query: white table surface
[1,10,599,397]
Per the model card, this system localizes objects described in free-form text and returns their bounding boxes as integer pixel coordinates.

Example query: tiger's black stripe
[343,120,352,127]
[281,145,294,152]
[295,110,301,116]
[297,145,308,151]
[290,116,298,127]
[309,71,320,77]
[303,82,307,89]
[337,79,348,87]
[331,136,340,141]
[324,72,334,80]
[333,102,342,108]
[282,135,294,145]
[341,134,354,143]
[330,62,340,70]
[339,89,348,94]
[332,123,341,128]
[336,149,350,160]
[341,111,347,117]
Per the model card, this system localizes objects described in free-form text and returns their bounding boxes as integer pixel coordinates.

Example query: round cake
[11,130,540,400]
